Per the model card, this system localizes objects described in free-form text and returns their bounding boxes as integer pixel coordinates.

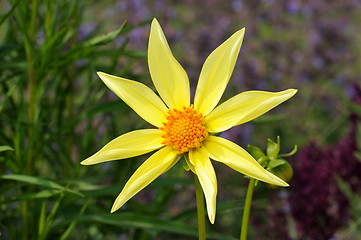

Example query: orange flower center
[160,106,208,154]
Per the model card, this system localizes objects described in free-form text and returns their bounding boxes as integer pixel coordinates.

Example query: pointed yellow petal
[97,72,168,128]
[81,129,165,165]
[148,18,190,109]
[189,148,217,224]
[194,28,245,116]
[203,136,288,186]
[111,146,179,213]
[205,89,297,133]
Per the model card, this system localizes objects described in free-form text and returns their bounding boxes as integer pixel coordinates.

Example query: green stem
[21,200,29,240]
[194,174,206,240]
[25,0,38,176]
[21,1,38,238]
[240,178,255,240]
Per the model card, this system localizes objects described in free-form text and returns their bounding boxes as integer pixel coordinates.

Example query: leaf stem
[194,174,206,240]
[240,178,255,240]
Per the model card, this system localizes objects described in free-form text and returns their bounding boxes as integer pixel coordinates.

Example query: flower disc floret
[160,106,208,154]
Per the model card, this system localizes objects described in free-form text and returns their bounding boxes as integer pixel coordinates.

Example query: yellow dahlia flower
[81,18,297,224]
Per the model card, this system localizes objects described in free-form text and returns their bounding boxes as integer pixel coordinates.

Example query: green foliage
[0,1,240,239]
[0,0,157,239]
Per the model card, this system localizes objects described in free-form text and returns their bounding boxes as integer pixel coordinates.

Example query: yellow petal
[97,72,168,128]
[189,148,217,224]
[194,28,245,116]
[203,136,288,186]
[205,89,297,133]
[111,146,179,213]
[148,18,190,109]
[81,129,165,165]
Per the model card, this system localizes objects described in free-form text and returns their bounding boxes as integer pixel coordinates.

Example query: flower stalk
[240,137,297,239]
[240,178,255,240]
[195,174,206,240]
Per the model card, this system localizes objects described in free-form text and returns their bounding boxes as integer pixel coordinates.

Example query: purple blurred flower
[289,104,361,238]
[287,1,300,15]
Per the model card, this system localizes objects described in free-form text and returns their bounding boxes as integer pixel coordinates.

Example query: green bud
[248,136,296,186]
[270,161,293,182]
[267,136,280,160]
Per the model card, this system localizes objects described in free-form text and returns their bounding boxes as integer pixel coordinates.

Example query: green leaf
[0,146,14,152]
[58,101,125,133]
[0,77,21,113]
[278,145,298,158]
[2,174,84,197]
[0,0,21,26]
[0,190,61,204]
[59,200,89,240]
[65,180,105,191]
[83,21,127,47]
[0,174,65,190]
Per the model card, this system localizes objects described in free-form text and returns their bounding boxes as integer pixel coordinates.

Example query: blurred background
[1,0,361,239]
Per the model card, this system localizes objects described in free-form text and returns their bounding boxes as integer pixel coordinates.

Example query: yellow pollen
[160,106,208,154]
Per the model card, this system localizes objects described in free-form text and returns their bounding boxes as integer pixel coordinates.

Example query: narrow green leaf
[0,190,62,205]
[0,146,14,152]
[278,145,298,158]
[1,175,84,198]
[83,21,127,47]
[79,184,123,198]
[0,174,64,190]
[59,200,89,240]
[38,201,47,237]
[0,0,21,26]
[38,194,64,240]
[58,101,125,132]
[0,78,21,113]
[63,188,84,197]
[66,180,105,191]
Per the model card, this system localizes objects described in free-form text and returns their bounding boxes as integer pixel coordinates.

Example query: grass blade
[1,174,65,190]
